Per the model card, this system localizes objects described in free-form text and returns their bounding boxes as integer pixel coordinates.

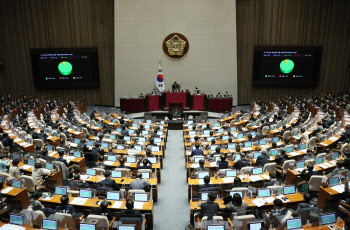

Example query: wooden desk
[52,153,86,172]
[1,185,29,209]
[3,129,34,153]
[317,183,348,209]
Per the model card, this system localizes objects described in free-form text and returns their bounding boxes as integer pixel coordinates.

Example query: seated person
[234,153,250,170]
[116,158,129,168]
[77,139,86,151]
[191,143,204,157]
[33,146,42,159]
[200,192,220,220]
[256,148,270,167]
[275,149,288,166]
[68,174,89,189]
[328,160,348,177]
[225,193,248,215]
[127,144,138,156]
[9,158,22,180]
[0,154,9,171]
[146,138,157,147]
[39,150,51,162]
[121,125,129,136]
[130,172,150,190]
[32,162,50,184]
[116,135,125,144]
[91,200,113,220]
[301,164,318,181]
[145,149,154,157]
[151,130,160,138]
[56,150,69,167]
[30,191,55,214]
[295,193,318,214]
[263,199,290,226]
[137,157,152,169]
[262,172,280,188]
[100,171,120,191]
[198,176,215,191]
[196,159,209,173]
[55,195,78,219]
[231,177,242,188]
[209,147,221,158]
[120,199,142,218]
[95,155,106,169]
[217,154,229,169]
[172,81,179,92]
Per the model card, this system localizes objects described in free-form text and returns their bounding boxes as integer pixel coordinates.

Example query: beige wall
[114,0,238,106]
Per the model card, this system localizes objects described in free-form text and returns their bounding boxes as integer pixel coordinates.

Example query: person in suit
[196,160,209,173]
[9,158,22,180]
[33,146,42,159]
[172,81,179,92]
[328,160,348,177]
[301,164,319,181]
[295,193,318,214]
[32,163,50,184]
[56,150,69,167]
[231,177,242,188]
[36,129,48,141]
[151,130,160,138]
[146,138,157,147]
[116,158,129,168]
[137,157,152,169]
[55,195,78,218]
[198,176,215,190]
[191,143,204,157]
[275,149,288,166]
[130,173,150,190]
[256,148,270,167]
[234,153,250,170]
[77,139,86,151]
[121,125,129,136]
[100,171,120,191]
[39,150,51,163]
[217,154,229,169]
[263,199,289,226]
[255,129,264,140]
[262,172,280,188]
[116,135,125,144]
[224,91,230,97]
[68,174,89,189]
[225,193,249,215]
[200,193,220,220]
[95,155,106,169]
[92,143,101,156]
[120,199,142,218]
[91,200,113,220]
[300,128,309,144]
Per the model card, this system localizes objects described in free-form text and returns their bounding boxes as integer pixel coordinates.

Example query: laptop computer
[101,142,109,149]
[126,156,136,163]
[74,139,81,144]
[207,225,225,230]
[259,139,267,145]
[86,168,96,176]
[201,192,209,201]
[55,187,67,196]
[244,141,252,147]
[42,219,58,230]
[272,137,279,143]
[107,191,120,201]
[237,133,244,139]
[12,179,22,189]
[225,170,237,177]
[299,143,307,150]
[80,223,96,230]
[27,158,35,166]
[107,155,117,162]
[257,189,271,198]
[285,146,293,153]
[253,152,262,159]
[270,149,279,156]
[10,213,24,226]
[316,157,323,165]
[134,193,148,202]
[227,144,236,150]
[198,171,210,179]
[283,185,296,195]
[80,189,92,199]
[247,221,264,230]
[286,218,302,230]
[73,151,81,158]
[319,213,337,226]
[329,177,340,187]
[252,167,263,175]
[141,172,150,179]
[111,171,122,178]
[332,152,339,160]
[296,161,305,169]
[45,163,54,170]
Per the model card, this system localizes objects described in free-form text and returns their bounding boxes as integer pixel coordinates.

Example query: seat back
[308,137,317,149]
[305,159,315,165]
[262,126,269,136]
[114,168,131,177]
[267,186,283,196]
[128,189,146,199]
[263,162,276,173]
[22,175,35,193]
[93,167,105,176]
[59,133,67,141]
[309,175,327,192]
[231,187,249,197]
[316,153,327,159]
[33,139,44,149]
[54,213,76,229]
[282,160,296,175]
[283,131,291,141]
[240,166,253,175]
[340,143,348,156]
[217,169,232,177]
[86,214,109,229]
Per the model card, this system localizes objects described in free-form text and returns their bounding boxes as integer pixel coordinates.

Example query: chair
[305,159,315,165]
[240,166,253,175]
[284,144,294,152]
[283,131,291,141]
[309,175,327,192]
[25,135,33,144]
[316,153,327,159]
[263,162,276,173]
[229,214,255,230]
[217,169,233,177]
[33,139,44,149]
[340,143,348,157]
[308,137,317,149]
[59,133,67,141]
[262,126,269,136]
[54,213,78,229]
[22,175,45,193]
[128,189,146,199]
[267,186,283,196]
[281,160,296,175]
[231,187,250,197]
[86,214,111,229]
[137,169,153,179]
[0,142,4,153]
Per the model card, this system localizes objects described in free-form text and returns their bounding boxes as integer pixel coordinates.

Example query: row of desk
[120,92,232,112]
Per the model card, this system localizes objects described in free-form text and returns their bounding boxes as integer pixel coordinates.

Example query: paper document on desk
[249,175,263,182]
[104,138,112,142]
[320,143,328,146]
[0,224,26,230]
[209,162,217,167]
[252,198,265,207]
[264,197,275,204]
[276,195,290,203]
[70,197,88,205]
[318,164,328,169]
[288,152,299,156]
[125,163,131,167]
[198,179,204,185]
[331,184,345,193]
[295,168,304,173]
[329,137,338,141]
[133,201,144,209]
[14,138,22,142]
[221,177,234,184]
[79,175,91,181]
[242,147,252,151]
[190,163,199,168]
[237,138,246,142]
[1,187,14,194]
[262,174,270,180]
[104,161,115,166]
[186,151,191,155]
[64,156,76,161]
[20,165,32,170]
[112,201,123,209]
[260,145,270,149]
[324,162,333,167]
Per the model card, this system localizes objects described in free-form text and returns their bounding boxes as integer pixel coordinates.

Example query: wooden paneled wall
[0,0,114,106]
[236,0,350,104]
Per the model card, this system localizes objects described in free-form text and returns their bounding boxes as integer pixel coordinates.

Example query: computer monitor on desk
[207,225,225,230]
[286,218,302,230]
[319,213,336,226]
[42,219,58,230]
[198,171,210,179]
[55,187,67,196]
[247,221,264,230]
[258,189,271,198]
[283,185,296,195]
[225,170,237,177]
[134,193,148,202]
[10,213,24,226]
[80,189,92,199]
[80,223,96,230]
[118,225,135,230]
[329,177,340,187]
[111,171,122,178]
[107,191,120,201]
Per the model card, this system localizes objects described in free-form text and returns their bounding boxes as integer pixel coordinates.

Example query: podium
[191,94,205,110]
[165,92,188,109]
[207,97,232,112]
[146,94,160,111]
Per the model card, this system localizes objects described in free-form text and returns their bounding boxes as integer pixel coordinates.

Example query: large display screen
[252,46,322,87]
[31,47,100,89]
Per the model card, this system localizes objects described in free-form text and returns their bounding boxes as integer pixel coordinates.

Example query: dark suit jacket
[120,210,142,218]
[100,178,120,191]
[77,143,85,151]
[234,159,249,170]
[151,134,160,138]
[91,207,113,220]
[191,148,204,157]
[256,154,269,167]
[56,157,69,167]
[39,155,51,162]
[301,169,319,181]
[217,160,229,169]
[201,200,220,220]
[68,180,89,189]
[275,154,288,166]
